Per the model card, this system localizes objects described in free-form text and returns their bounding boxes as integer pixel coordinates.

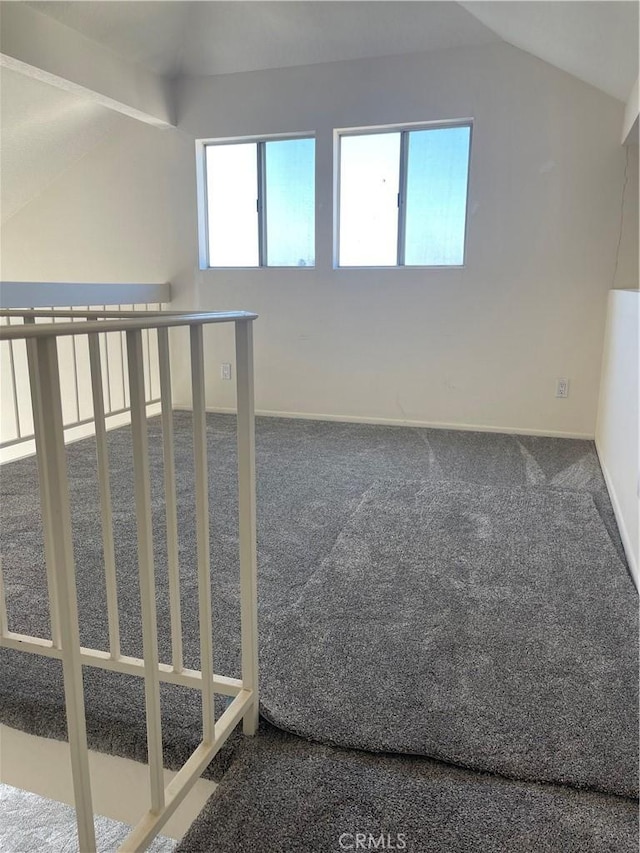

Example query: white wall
[2,43,635,438]
[0,119,183,285]
[170,42,633,437]
[0,117,191,456]
[596,290,639,586]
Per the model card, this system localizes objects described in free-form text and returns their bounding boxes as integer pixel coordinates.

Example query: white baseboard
[595,440,639,590]
[173,405,593,440]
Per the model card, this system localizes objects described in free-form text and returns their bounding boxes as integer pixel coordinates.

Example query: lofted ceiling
[461,1,639,103]
[1,1,637,225]
[26,2,500,78]
[25,0,639,101]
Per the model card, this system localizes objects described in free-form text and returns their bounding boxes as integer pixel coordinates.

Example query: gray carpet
[0,415,637,798]
[260,480,638,796]
[0,784,175,853]
[176,722,638,853]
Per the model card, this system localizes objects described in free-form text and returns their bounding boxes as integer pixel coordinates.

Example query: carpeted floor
[176,722,639,853]
[260,479,638,795]
[0,415,637,842]
[0,415,636,794]
[0,784,175,853]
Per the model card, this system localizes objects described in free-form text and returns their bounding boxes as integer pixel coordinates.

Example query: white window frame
[196,132,316,271]
[334,118,473,270]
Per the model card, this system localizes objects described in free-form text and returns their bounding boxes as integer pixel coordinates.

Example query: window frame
[334,119,473,270]
[196,132,316,271]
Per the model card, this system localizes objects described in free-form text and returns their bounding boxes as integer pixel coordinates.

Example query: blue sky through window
[265,138,315,267]
[405,126,470,266]
[339,124,470,266]
[206,138,315,268]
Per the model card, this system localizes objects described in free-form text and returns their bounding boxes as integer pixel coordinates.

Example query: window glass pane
[404,126,470,266]
[339,132,400,266]
[265,138,315,267]
[206,143,259,267]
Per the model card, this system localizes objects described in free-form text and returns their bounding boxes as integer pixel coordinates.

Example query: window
[203,136,315,268]
[337,122,471,267]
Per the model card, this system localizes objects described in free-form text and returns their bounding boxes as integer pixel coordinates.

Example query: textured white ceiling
[27,1,499,77]
[27,1,192,78]
[461,1,638,102]
[3,1,637,224]
[25,1,639,101]
[0,69,130,223]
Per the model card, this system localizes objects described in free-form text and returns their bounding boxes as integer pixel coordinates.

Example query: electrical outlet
[221,363,232,381]
[555,378,569,399]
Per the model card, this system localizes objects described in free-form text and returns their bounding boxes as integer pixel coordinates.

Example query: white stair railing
[0,303,168,461]
[0,309,259,853]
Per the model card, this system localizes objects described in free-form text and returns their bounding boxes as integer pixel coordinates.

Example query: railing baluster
[31,334,96,853]
[145,321,152,402]
[0,557,8,637]
[24,317,62,648]
[88,330,120,659]
[120,328,129,408]
[158,327,183,672]
[149,326,161,402]
[9,318,33,442]
[71,327,81,424]
[235,319,259,735]
[118,305,126,409]
[0,309,259,851]
[126,328,165,814]
[190,324,216,743]
[7,317,22,440]
[102,305,113,414]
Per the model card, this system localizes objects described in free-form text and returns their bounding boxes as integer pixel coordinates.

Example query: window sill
[202,266,317,271]
[333,265,466,271]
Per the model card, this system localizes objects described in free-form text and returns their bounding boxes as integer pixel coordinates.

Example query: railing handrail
[1,309,174,319]
[0,281,171,308]
[0,310,258,340]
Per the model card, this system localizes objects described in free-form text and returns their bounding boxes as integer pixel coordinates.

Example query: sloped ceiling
[461,1,638,102]
[0,68,132,223]
[2,1,637,225]
[25,0,639,101]
[1,1,500,223]
[26,1,500,77]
